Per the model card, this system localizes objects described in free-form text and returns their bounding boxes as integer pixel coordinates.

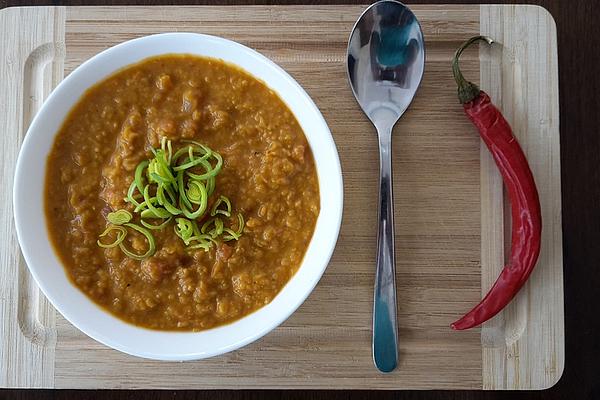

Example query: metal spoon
[346,0,425,373]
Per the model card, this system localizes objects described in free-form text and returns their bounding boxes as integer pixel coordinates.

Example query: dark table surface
[0,0,597,399]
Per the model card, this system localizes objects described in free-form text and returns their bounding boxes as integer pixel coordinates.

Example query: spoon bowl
[348,0,425,131]
[346,0,425,373]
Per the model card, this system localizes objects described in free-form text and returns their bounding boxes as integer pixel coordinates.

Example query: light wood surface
[0,5,562,390]
[479,6,563,390]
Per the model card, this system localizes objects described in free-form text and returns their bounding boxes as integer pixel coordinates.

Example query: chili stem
[452,35,494,104]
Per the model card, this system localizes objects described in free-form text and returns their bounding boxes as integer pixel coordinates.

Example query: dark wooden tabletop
[1,0,598,399]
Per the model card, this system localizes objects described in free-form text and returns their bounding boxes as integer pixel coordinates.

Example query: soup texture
[45,55,320,331]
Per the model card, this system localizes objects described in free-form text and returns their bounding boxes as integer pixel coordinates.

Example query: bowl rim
[13,32,343,360]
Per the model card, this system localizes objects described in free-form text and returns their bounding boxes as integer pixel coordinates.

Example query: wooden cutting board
[0,5,562,390]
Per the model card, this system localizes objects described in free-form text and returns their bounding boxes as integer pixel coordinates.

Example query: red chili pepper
[450,36,542,330]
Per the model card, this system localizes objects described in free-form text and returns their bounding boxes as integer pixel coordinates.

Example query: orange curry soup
[45,55,320,331]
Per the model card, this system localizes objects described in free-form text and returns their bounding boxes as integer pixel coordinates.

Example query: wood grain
[0,6,65,388]
[479,5,563,390]
[0,4,562,391]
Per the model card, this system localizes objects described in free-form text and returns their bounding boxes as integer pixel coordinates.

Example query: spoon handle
[373,129,398,373]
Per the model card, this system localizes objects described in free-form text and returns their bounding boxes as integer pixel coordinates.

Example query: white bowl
[13,33,343,360]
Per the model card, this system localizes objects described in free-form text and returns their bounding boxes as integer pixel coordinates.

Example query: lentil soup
[44,54,320,331]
